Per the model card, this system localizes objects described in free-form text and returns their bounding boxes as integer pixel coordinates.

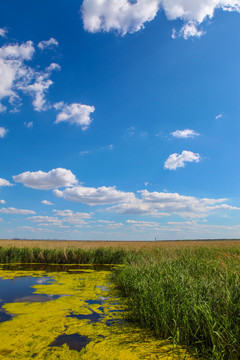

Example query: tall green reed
[113,247,240,360]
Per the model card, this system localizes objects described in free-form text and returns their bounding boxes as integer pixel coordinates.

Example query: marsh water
[0,264,194,359]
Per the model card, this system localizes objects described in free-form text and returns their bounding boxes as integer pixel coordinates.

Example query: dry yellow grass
[0,239,239,250]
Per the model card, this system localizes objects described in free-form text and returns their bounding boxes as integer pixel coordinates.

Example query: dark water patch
[0,276,51,305]
[0,308,12,322]
[49,333,91,352]
[0,275,56,323]
[67,309,104,323]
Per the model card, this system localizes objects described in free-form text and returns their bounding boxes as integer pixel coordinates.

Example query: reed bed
[0,246,129,264]
[113,247,240,360]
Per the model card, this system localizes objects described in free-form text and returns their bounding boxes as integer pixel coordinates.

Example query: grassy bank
[113,247,240,360]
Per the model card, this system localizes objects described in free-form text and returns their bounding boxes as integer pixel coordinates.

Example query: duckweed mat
[0,264,195,359]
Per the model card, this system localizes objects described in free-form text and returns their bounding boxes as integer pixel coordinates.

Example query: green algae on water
[0,264,195,359]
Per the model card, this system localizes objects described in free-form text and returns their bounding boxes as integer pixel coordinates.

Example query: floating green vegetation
[0,264,194,359]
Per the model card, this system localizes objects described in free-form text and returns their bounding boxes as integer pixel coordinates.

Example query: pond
[0,264,194,359]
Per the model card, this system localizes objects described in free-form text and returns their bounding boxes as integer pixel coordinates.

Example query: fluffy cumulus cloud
[54,185,135,205]
[81,0,160,34]
[41,200,54,205]
[107,189,239,218]
[0,37,60,112]
[171,129,200,138]
[54,102,95,130]
[81,0,240,37]
[0,178,12,186]
[0,207,35,215]
[37,38,59,50]
[0,127,8,138]
[164,150,201,170]
[0,33,95,130]
[13,168,78,190]
[172,22,204,39]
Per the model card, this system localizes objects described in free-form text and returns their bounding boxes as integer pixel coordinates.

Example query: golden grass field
[0,239,239,250]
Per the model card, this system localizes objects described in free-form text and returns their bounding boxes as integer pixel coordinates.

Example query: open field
[0,238,240,250]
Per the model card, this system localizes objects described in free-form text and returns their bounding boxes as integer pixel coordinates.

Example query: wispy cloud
[38,38,59,50]
[0,207,35,215]
[215,112,224,119]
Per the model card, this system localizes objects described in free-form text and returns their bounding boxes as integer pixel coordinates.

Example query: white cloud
[0,200,6,204]
[24,121,33,128]
[54,102,95,129]
[81,0,240,37]
[0,207,35,215]
[172,22,204,39]
[13,168,78,190]
[171,129,200,138]
[126,220,160,228]
[164,150,201,170]
[28,211,91,227]
[28,215,62,226]
[53,209,92,219]
[41,200,54,205]
[0,103,7,112]
[81,0,160,35]
[0,38,60,112]
[107,189,237,219]
[0,41,35,60]
[53,185,135,205]
[0,127,8,138]
[20,63,60,111]
[0,178,12,186]
[215,112,224,119]
[0,28,7,38]
[80,150,90,156]
[37,38,59,50]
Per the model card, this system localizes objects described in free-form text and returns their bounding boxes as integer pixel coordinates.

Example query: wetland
[0,263,193,360]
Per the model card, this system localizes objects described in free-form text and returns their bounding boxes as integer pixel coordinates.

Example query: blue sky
[0,0,239,240]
